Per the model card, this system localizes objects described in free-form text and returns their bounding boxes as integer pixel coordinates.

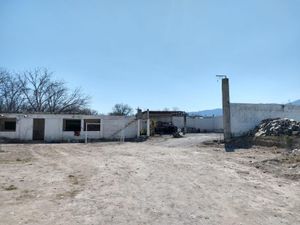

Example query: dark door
[33,119,45,141]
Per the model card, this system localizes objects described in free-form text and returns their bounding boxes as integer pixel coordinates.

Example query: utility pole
[217,75,232,141]
[146,109,150,137]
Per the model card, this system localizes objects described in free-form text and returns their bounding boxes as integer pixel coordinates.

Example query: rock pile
[254,118,300,137]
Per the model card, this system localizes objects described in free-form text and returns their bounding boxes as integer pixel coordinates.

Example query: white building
[0,112,224,142]
[0,113,139,142]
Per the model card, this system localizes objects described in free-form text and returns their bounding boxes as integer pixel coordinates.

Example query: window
[84,119,101,131]
[63,119,81,131]
[5,121,16,131]
[0,118,16,132]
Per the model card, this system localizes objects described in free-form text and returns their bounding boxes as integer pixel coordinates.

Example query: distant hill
[189,108,222,117]
[189,99,300,117]
[290,99,300,105]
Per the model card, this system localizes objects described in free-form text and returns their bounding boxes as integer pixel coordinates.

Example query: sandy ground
[0,134,299,225]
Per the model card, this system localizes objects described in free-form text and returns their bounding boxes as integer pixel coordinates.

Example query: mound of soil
[253,151,300,181]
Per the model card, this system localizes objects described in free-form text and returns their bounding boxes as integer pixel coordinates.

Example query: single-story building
[0,113,139,142]
[0,111,224,142]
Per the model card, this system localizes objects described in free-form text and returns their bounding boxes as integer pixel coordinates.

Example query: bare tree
[0,69,9,112]
[52,87,90,114]
[79,108,99,115]
[18,69,52,112]
[110,103,133,116]
[18,68,90,113]
[0,69,25,112]
[0,69,7,84]
[0,68,96,114]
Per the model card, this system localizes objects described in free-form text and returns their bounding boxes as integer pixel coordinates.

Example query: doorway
[33,119,45,141]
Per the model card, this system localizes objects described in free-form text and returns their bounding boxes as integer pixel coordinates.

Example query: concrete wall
[0,115,33,140]
[45,118,63,141]
[102,116,137,139]
[230,103,300,137]
[186,116,223,132]
[0,113,138,142]
[160,116,223,132]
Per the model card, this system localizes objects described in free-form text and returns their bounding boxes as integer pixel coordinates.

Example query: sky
[1,0,300,114]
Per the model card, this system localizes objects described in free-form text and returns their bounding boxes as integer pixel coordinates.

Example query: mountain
[290,99,300,105]
[189,99,300,117]
[189,108,222,117]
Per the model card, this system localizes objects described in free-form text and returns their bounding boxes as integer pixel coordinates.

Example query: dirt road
[0,134,299,225]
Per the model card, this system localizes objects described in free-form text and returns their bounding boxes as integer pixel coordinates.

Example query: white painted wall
[148,115,223,132]
[102,117,137,139]
[45,118,63,141]
[19,118,33,140]
[0,113,225,141]
[0,131,18,139]
[230,103,300,137]
[0,114,32,140]
[186,116,223,132]
[172,116,185,128]
[0,113,138,142]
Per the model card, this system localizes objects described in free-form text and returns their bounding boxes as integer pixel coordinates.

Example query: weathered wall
[186,116,223,132]
[0,114,138,142]
[19,117,33,140]
[0,115,32,140]
[153,116,223,132]
[45,118,63,141]
[102,117,137,139]
[230,103,300,137]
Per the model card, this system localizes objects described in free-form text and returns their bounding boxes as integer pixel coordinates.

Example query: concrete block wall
[186,116,223,132]
[124,118,138,138]
[0,115,33,141]
[155,116,223,132]
[230,103,300,137]
[45,118,63,141]
[102,116,137,139]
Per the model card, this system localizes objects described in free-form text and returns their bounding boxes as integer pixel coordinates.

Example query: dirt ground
[0,134,299,225]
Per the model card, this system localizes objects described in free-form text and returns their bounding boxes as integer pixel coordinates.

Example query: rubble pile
[254,118,300,137]
[173,131,184,138]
